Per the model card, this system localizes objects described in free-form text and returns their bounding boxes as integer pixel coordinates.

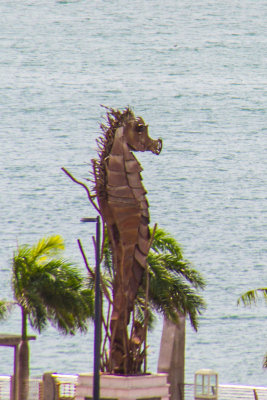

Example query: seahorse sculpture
[92,107,162,373]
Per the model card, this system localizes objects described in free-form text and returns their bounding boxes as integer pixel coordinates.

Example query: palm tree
[0,235,94,400]
[238,288,267,367]
[88,226,206,373]
[145,226,206,330]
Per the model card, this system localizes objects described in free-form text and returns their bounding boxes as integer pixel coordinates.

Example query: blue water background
[1,0,266,386]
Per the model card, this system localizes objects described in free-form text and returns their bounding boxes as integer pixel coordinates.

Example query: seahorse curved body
[93,107,162,372]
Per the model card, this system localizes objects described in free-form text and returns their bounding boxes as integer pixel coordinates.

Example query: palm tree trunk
[18,307,29,400]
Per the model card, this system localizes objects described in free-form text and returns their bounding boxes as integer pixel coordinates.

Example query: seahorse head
[123,116,162,155]
[98,106,162,159]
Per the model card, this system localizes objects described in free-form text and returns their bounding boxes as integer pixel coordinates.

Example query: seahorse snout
[148,138,162,155]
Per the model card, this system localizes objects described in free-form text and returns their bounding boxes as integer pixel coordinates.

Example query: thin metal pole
[93,215,101,400]
[81,216,101,400]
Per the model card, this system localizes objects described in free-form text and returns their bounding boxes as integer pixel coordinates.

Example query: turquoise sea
[1,0,266,386]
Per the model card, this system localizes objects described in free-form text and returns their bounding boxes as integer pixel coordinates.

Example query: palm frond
[150,227,183,260]
[148,253,205,289]
[46,286,94,335]
[31,235,64,262]
[102,228,114,278]
[0,301,15,320]
[145,251,206,331]
[237,288,267,307]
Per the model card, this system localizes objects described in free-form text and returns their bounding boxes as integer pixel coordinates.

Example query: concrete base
[75,372,170,400]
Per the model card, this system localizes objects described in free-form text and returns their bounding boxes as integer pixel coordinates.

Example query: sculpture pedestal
[75,372,169,400]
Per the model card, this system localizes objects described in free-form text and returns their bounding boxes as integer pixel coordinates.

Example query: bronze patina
[92,107,162,373]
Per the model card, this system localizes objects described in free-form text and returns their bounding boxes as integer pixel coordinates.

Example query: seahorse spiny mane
[93,106,136,200]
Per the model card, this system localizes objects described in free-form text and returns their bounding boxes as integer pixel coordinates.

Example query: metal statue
[92,107,162,373]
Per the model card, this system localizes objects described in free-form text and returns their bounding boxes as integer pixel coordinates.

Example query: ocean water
[1,0,266,386]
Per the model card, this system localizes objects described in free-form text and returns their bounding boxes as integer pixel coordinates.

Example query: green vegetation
[238,288,267,367]
[146,226,206,330]
[88,226,206,372]
[0,235,94,400]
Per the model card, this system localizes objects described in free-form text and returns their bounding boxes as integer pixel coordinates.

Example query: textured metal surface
[93,107,162,373]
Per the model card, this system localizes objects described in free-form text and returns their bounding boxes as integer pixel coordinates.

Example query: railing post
[43,373,57,400]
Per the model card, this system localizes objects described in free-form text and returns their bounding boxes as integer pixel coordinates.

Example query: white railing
[1,375,267,400]
[0,377,10,400]
[0,375,77,400]
[219,384,267,400]
[184,383,267,399]
[53,374,77,399]
[28,378,43,400]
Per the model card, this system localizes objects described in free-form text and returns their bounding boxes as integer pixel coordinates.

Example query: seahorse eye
[137,125,145,134]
